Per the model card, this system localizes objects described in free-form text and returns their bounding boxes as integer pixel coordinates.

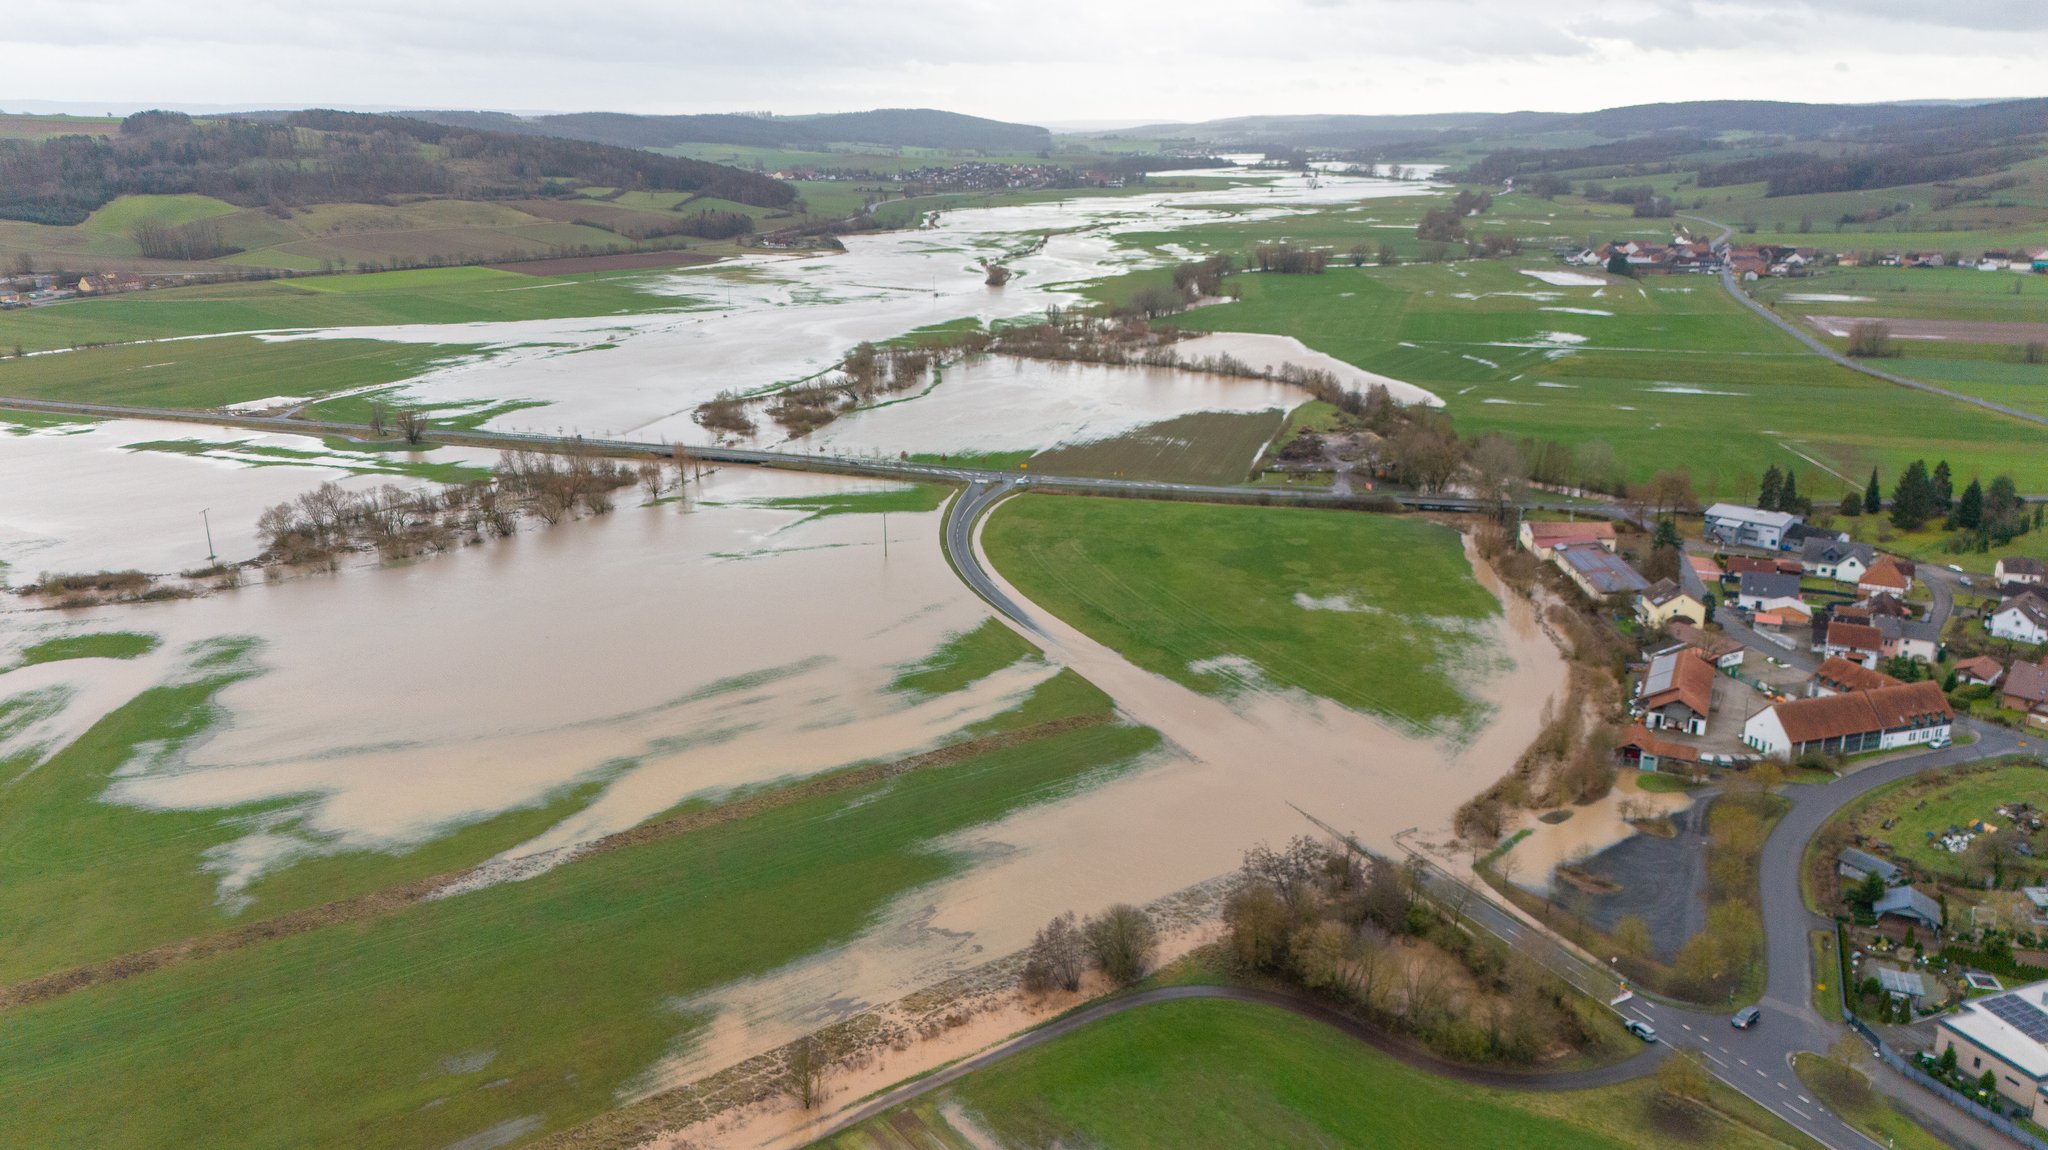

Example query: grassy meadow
[981,496,1503,737]
[815,998,1817,1150]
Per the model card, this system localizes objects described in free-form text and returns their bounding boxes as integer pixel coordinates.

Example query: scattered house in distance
[1935,986,2048,1124]
[1996,557,2047,587]
[1636,579,1707,628]
[1990,596,2048,645]
[2003,661,2048,721]
[1810,655,1902,698]
[1704,503,1802,551]
[1741,680,1953,757]
[1838,846,1903,886]
[1736,570,1805,613]
[1638,646,1717,735]
[1823,620,1886,668]
[1553,541,1651,600]
[1519,519,1617,561]
[1954,655,2005,687]
[1858,556,1913,599]
[1671,621,1744,668]
[1802,538,1874,584]
[1874,885,1944,934]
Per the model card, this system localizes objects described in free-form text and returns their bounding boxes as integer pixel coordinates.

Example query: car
[1624,1019,1658,1042]
[1960,576,1974,587]
[1949,564,1964,573]
[1732,1006,1762,1029]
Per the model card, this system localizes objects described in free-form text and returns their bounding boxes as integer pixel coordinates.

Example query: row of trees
[1020,905,1160,993]
[1222,837,1602,1065]
[1755,465,1812,517]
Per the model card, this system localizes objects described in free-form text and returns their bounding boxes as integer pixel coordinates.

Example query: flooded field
[644,525,1569,1113]
[248,170,1441,444]
[0,467,1044,900]
[0,418,495,576]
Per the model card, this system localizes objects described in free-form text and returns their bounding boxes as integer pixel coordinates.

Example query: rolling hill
[406,107,1053,154]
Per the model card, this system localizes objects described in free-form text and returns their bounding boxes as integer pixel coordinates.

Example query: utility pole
[201,508,215,563]
[882,511,889,559]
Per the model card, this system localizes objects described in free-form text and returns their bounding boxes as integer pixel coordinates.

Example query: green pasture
[982,496,1502,738]
[817,998,1816,1150]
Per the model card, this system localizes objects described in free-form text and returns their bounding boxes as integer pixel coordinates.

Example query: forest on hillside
[0,109,795,226]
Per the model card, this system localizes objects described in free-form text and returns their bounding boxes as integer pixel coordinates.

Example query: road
[942,479,1039,634]
[1677,214,2048,431]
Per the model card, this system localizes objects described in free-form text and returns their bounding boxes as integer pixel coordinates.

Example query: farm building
[1837,846,1903,886]
[1874,886,1944,933]
[1741,680,1952,757]
[1704,503,1801,551]
[1552,542,1650,600]
[1518,519,1616,561]
[1618,725,1703,775]
[1637,647,1716,735]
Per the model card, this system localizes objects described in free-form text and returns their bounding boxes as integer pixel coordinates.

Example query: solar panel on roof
[1982,994,2048,1042]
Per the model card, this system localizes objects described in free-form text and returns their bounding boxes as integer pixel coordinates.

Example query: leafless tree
[368,401,387,438]
[784,1036,826,1110]
[637,460,664,501]
[395,408,427,444]
[1083,904,1159,985]
[1021,912,1087,993]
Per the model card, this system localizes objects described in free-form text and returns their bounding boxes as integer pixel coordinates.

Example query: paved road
[805,983,1665,1145]
[942,479,1040,634]
[1678,215,2048,431]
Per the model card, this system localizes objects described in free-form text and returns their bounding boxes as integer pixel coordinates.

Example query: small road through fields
[1680,214,2048,431]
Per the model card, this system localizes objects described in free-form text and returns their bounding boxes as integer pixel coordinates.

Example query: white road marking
[1680,1023,1692,1031]
[1776,1081,1788,1090]
[1798,1096,1812,1104]
[1703,1052,1729,1068]
[1787,1104,1810,1120]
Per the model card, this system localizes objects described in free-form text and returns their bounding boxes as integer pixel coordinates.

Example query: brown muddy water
[631,521,1570,1146]
[0,467,1048,902]
[1495,772,1694,896]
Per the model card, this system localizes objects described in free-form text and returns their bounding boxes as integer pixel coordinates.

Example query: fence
[1846,1015,2048,1150]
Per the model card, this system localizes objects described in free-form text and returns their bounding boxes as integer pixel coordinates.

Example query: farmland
[0,611,1158,1150]
[980,496,1502,737]
[815,997,1815,1150]
[1026,409,1286,484]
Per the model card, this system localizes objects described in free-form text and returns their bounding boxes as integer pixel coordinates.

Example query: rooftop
[1813,656,1901,694]
[1944,982,2048,1080]
[1556,542,1650,595]
[1826,620,1884,653]
[1768,680,1951,744]
[1642,648,1716,718]
[2007,661,2048,706]
[1738,570,1802,600]
[1524,520,1615,545]
[1706,502,1801,530]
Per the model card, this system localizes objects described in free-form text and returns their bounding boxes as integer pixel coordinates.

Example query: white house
[1735,571,1804,613]
[1704,503,1801,551]
[1998,557,2047,587]
[1991,597,2048,645]
[1742,680,1952,758]
[1801,539,1872,584]
[1936,983,2048,1125]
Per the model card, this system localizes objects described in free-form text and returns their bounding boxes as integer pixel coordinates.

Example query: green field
[0,264,698,354]
[1791,1055,1949,1150]
[817,998,1814,1150]
[981,496,1503,737]
[0,334,475,411]
[1752,267,2048,327]
[1838,762,2048,880]
[0,612,1157,1150]
[1131,258,2048,499]
[6,631,159,670]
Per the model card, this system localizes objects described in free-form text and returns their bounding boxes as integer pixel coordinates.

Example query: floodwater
[0,418,496,576]
[246,169,1442,445]
[0,468,1049,899]
[1496,772,1693,895]
[641,523,1570,1119]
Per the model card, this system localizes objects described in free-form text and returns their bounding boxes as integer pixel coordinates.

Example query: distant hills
[405,107,1053,155]
[0,109,795,226]
[1101,99,2048,149]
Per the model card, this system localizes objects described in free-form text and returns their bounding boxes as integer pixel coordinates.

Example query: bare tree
[395,408,427,445]
[1021,912,1087,993]
[637,460,664,501]
[783,1035,826,1110]
[368,400,387,438]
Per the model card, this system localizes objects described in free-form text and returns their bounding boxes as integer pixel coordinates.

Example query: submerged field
[981,496,1502,737]
[816,997,1815,1150]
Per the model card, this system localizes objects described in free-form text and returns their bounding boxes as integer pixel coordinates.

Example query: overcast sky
[8,0,2043,126]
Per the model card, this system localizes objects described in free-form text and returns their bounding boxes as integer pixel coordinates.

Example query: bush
[1082,904,1158,985]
